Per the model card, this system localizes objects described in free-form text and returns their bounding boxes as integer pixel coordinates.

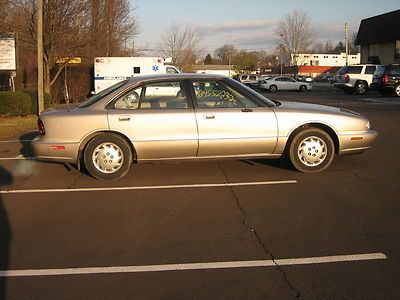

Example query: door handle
[241,108,253,112]
[203,114,215,120]
[118,115,131,121]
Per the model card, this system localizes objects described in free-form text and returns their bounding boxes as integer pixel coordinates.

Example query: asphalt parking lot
[1,88,400,299]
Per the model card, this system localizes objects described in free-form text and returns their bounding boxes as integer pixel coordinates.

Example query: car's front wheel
[84,133,132,180]
[288,128,335,173]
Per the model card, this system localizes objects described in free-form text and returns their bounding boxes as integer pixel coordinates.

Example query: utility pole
[345,23,349,66]
[37,0,44,114]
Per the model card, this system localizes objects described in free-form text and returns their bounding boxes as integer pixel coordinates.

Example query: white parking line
[0,180,297,194]
[0,253,387,277]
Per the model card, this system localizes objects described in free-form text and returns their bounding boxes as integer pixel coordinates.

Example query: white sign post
[0,36,16,71]
[0,35,17,91]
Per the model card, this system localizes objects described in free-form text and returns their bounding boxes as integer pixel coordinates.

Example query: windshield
[78,80,129,108]
[230,79,276,107]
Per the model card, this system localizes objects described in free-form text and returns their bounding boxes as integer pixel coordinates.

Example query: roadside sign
[56,57,82,64]
[0,36,17,71]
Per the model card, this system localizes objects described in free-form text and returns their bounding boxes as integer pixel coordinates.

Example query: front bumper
[338,129,378,155]
[31,136,80,163]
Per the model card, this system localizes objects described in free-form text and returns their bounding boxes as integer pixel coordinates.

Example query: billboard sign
[0,36,17,71]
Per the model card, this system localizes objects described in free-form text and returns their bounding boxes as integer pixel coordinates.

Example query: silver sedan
[260,76,312,92]
[32,74,377,180]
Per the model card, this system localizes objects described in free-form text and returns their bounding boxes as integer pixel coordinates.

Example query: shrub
[0,91,32,116]
[23,90,51,114]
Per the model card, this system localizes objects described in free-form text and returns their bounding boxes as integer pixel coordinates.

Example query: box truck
[94,57,180,93]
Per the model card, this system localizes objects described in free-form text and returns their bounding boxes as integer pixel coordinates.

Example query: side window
[114,87,142,110]
[113,81,188,110]
[166,67,179,74]
[192,80,258,109]
[365,66,376,74]
[249,75,256,81]
[133,67,140,74]
[241,75,248,81]
[141,81,188,109]
[347,66,362,74]
[276,78,284,82]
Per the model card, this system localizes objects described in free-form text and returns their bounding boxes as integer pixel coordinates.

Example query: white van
[94,57,181,93]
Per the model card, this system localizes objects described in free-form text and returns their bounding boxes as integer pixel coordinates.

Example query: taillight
[383,74,389,84]
[38,118,45,135]
[344,73,350,83]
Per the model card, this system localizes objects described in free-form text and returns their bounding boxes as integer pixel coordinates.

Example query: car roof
[127,73,229,84]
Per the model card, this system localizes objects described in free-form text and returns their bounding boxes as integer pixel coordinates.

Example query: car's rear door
[190,79,278,157]
[107,80,198,160]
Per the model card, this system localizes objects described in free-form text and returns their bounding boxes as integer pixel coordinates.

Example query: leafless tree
[276,10,314,72]
[159,23,202,70]
[214,44,237,65]
[0,0,11,32]
[9,0,138,97]
[88,0,139,57]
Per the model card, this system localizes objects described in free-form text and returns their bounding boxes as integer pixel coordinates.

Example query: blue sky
[130,0,399,56]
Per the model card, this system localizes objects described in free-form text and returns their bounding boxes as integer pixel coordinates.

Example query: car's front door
[107,80,198,160]
[190,80,278,157]
[286,77,298,90]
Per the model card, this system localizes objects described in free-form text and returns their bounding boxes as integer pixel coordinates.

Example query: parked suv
[370,64,400,97]
[238,74,259,88]
[334,64,380,95]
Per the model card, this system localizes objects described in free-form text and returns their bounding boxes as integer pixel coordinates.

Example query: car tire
[355,81,367,95]
[299,85,307,92]
[269,85,277,92]
[288,128,335,173]
[395,84,400,97]
[84,133,132,180]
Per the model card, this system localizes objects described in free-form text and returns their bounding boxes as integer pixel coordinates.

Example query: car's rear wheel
[355,81,367,95]
[84,133,132,180]
[288,128,335,173]
[299,85,307,92]
[269,85,277,92]
[395,84,400,97]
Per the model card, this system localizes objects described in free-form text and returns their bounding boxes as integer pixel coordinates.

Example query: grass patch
[0,115,37,140]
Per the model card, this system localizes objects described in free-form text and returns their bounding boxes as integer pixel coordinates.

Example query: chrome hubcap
[297,136,327,166]
[92,143,123,173]
[357,84,366,94]
[395,85,400,96]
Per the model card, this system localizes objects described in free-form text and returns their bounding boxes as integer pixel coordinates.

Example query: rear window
[337,66,349,75]
[365,66,377,74]
[79,80,128,108]
[347,66,363,74]
[387,65,400,76]
[374,66,386,77]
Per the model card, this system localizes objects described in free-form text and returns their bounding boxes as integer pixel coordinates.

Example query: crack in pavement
[217,161,301,299]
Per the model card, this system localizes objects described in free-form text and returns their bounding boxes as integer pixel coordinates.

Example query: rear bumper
[338,130,378,155]
[31,136,79,163]
[334,83,353,90]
